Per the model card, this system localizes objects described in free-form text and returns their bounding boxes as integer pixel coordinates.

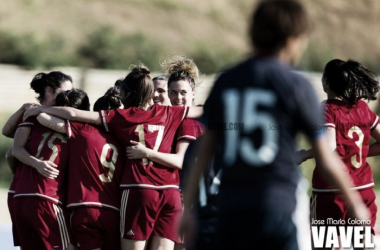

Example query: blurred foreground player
[180,137,221,250]
[180,0,370,249]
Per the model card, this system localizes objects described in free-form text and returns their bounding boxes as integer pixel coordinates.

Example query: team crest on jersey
[311,218,374,248]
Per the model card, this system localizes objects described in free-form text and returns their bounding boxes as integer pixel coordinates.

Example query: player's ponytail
[162,55,200,90]
[121,64,154,109]
[93,87,122,111]
[323,59,379,104]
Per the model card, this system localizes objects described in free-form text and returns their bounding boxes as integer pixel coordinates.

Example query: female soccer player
[23,64,203,250]
[298,59,380,248]
[153,75,171,105]
[126,56,205,250]
[12,78,84,250]
[4,71,72,248]
[37,87,124,250]
[127,56,204,170]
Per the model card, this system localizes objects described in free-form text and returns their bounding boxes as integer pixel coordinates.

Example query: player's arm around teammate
[127,56,204,171]
[11,72,75,250]
[23,97,203,123]
[2,103,40,138]
[38,88,124,250]
[11,72,73,178]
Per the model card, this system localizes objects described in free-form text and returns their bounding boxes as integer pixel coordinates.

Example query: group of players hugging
[3,0,380,250]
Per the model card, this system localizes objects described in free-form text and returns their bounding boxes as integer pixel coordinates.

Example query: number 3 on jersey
[223,88,279,167]
[348,126,364,168]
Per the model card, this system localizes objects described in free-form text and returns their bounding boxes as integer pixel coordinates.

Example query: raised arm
[126,140,190,170]
[12,126,59,179]
[24,106,101,125]
[186,106,203,119]
[37,113,67,134]
[2,103,39,138]
[5,148,17,174]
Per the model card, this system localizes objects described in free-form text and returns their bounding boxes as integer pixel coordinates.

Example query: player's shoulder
[222,57,309,88]
[180,118,205,130]
[181,118,199,125]
[357,99,371,109]
[70,120,99,131]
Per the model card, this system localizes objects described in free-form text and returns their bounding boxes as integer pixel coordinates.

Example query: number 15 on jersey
[222,88,279,167]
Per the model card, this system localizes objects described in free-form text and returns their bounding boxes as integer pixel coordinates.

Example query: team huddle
[3,0,380,250]
[4,57,203,250]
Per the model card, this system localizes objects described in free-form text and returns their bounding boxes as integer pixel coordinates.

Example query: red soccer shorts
[311,188,377,234]
[13,197,74,250]
[120,188,183,243]
[71,207,120,250]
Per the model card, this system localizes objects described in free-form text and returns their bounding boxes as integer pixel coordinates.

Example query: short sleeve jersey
[100,104,188,189]
[66,121,125,211]
[175,119,205,143]
[312,99,379,191]
[14,117,70,205]
[202,57,325,213]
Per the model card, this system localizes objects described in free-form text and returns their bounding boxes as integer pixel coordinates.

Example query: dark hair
[55,89,90,111]
[114,79,123,89]
[30,71,73,103]
[153,75,168,81]
[250,0,310,53]
[121,64,153,109]
[93,87,122,111]
[323,59,380,104]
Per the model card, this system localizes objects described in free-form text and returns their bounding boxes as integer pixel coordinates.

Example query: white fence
[0,64,378,113]
[0,64,216,113]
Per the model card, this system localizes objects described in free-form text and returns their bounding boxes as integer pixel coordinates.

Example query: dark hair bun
[131,65,151,76]
[30,72,47,93]
[106,88,121,108]
[94,87,121,111]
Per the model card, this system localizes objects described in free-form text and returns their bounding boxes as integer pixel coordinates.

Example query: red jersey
[14,117,70,205]
[312,99,379,191]
[66,121,124,212]
[100,104,188,189]
[175,119,205,143]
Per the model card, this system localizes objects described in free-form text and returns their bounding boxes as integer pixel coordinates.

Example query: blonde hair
[161,55,200,90]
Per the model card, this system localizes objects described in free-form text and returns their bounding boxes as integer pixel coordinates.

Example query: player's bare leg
[149,235,175,250]
[121,239,147,250]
